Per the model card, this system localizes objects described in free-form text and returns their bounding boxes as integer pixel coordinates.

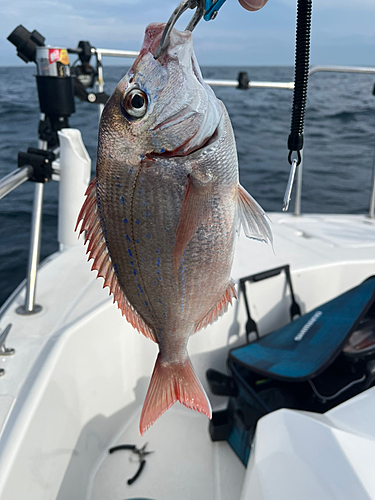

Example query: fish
[76,22,272,435]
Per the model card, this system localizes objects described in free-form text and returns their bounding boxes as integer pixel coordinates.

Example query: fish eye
[123,88,148,119]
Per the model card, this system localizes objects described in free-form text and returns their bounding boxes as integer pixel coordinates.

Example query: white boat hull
[0,211,374,499]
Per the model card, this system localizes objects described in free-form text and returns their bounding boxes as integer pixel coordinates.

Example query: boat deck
[89,404,245,500]
[1,213,375,499]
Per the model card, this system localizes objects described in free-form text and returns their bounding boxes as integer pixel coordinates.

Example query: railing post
[95,51,105,118]
[16,182,44,315]
[370,155,375,219]
[16,138,47,315]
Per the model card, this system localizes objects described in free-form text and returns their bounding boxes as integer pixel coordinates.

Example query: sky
[1,0,375,67]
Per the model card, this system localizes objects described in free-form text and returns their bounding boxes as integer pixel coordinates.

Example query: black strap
[288,0,313,165]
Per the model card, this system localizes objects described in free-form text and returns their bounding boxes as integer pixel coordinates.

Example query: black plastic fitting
[7,25,45,63]
[237,71,249,90]
[18,148,55,184]
[78,41,93,64]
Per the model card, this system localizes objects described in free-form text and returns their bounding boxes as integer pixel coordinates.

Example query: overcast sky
[1,0,375,66]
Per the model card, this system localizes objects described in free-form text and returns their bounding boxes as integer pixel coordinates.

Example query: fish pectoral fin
[139,353,212,435]
[237,184,273,245]
[173,173,213,276]
[76,177,157,343]
[194,280,237,333]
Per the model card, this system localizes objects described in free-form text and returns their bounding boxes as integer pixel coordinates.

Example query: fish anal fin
[173,174,212,276]
[76,177,157,343]
[237,184,273,245]
[140,353,212,435]
[194,280,237,333]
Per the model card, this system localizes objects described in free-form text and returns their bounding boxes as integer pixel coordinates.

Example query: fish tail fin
[139,353,212,435]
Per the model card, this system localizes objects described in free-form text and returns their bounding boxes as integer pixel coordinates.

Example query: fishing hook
[154,0,205,60]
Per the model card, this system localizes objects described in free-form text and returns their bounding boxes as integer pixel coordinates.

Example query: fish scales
[98,111,237,356]
[77,22,272,434]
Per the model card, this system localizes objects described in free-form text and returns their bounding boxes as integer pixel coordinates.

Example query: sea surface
[1,65,375,307]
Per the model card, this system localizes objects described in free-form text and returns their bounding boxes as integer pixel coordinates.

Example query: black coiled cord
[288,0,312,165]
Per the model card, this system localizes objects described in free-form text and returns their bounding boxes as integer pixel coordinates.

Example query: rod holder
[57,128,91,249]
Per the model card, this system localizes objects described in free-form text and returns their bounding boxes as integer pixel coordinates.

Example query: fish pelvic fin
[194,280,237,333]
[173,173,212,278]
[237,184,273,247]
[140,353,212,435]
[76,177,157,343]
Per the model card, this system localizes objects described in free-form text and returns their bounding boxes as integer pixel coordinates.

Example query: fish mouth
[149,125,220,160]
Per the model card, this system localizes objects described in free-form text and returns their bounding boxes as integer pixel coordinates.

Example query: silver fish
[76,23,271,435]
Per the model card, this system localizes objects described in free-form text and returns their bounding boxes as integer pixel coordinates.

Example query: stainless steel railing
[292,65,375,217]
[91,47,295,116]
[0,139,58,315]
[1,60,375,319]
[0,165,33,200]
[0,164,43,314]
[204,79,294,90]
[92,48,139,59]
[309,65,375,76]
[89,50,375,217]
[16,180,44,315]
[370,154,375,219]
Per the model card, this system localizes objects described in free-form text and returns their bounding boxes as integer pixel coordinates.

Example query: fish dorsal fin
[76,178,157,343]
[194,280,237,333]
[237,184,273,245]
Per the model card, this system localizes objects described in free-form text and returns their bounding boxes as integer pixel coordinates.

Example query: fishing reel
[69,40,109,105]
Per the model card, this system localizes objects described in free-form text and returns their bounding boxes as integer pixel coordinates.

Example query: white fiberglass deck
[90,404,245,500]
[0,212,374,499]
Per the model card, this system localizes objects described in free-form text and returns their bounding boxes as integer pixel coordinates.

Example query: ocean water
[0,65,375,307]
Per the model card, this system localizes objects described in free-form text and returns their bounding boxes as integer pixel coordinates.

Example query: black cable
[288,0,313,165]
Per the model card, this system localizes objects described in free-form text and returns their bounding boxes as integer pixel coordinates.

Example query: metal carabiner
[282,158,298,212]
[154,0,205,60]
[204,0,228,21]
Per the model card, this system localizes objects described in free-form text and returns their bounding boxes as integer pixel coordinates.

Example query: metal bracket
[282,158,298,212]
[0,324,15,356]
[0,324,15,376]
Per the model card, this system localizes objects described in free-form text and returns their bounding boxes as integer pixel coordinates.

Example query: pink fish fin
[173,173,212,277]
[75,177,97,234]
[139,353,212,435]
[76,177,157,343]
[237,184,273,246]
[194,279,237,333]
[111,280,157,343]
